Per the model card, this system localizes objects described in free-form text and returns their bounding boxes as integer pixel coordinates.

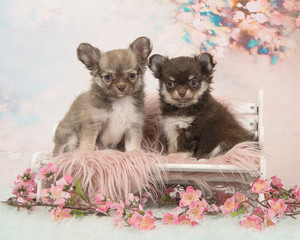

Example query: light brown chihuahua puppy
[53,37,152,155]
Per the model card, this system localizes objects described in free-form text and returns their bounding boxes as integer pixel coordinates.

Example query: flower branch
[2,165,299,231]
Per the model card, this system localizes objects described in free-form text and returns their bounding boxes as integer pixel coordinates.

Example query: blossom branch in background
[168,0,300,63]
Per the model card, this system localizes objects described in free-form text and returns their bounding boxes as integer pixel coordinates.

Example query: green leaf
[282,193,289,200]
[66,199,75,207]
[231,206,247,218]
[160,194,171,204]
[76,179,90,203]
[138,210,145,216]
[125,212,133,221]
[70,209,84,217]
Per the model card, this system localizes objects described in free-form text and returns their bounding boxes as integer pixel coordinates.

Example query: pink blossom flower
[196,199,208,212]
[139,211,156,231]
[174,215,198,226]
[271,176,283,189]
[127,212,143,229]
[110,202,118,210]
[211,204,219,212]
[234,193,246,205]
[12,180,36,199]
[50,207,71,222]
[253,207,265,218]
[220,197,239,215]
[40,188,51,203]
[95,192,106,203]
[40,186,70,205]
[187,202,204,221]
[251,179,272,194]
[127,211,156,231]
[37,163,58,180]
[141,192,150,208]
[292,185,300,201]
[56,175,73,191]
[162,207,181,225]
[268,198,287,218]
[50,186,70,205]
[179,186,202,207]
[162,213,174,225]
[17,168,36,184]
[239,215,263,230]
[125,193,139,206]
[96,200,111,213]
[114,201,125,217]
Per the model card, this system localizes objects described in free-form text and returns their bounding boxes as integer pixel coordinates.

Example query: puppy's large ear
[129,37,152,66]
[148,54,167,78]
[77,43,101,71]
[196,52,215,76]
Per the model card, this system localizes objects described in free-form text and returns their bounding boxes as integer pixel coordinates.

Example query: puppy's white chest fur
[100,96,138,147]
[162,115,194,153]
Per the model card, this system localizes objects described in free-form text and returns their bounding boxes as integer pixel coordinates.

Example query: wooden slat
[239,119,258,131]
[234,103,258,115]
[52,123,59,141]
[156,163,251,173]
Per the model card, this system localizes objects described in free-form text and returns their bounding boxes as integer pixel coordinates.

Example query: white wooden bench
[32,90,264,199]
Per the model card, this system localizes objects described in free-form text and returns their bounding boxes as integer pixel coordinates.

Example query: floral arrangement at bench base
[3,164,300,231]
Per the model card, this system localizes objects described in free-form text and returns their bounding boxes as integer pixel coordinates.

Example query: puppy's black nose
[116,85,126,92]
[178,90,186,97]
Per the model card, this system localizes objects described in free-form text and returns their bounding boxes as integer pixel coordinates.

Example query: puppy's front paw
[177,128,198,153]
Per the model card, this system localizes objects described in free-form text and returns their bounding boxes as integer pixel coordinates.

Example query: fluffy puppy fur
[53,37,152,155]
[149,53,255,159]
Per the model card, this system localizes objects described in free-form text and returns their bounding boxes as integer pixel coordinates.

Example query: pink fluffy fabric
[52,93,261,201]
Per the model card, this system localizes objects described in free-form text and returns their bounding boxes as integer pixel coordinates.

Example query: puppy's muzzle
[178,90,187,98]
[116,85,127,92]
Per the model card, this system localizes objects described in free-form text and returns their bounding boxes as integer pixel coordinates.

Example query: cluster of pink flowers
[12,168,37,203]
[127,210,156,230]
[95,190,111,213]
[110,192,156,230]
[8,164,300,231]
[220,192,246,215]
[36,163,58,180]
[161,186,208,226]
[238,177,293,230]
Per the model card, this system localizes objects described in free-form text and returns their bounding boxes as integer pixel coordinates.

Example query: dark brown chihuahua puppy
[149,53,255,159]
[53,37,152,155]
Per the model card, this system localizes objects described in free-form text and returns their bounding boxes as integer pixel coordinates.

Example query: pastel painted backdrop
[0,0,299,187]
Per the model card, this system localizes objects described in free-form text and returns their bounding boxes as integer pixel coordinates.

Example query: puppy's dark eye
[129,73,136,81]
[188,79,198,87]
[166,80,175,89]
[103,74,112,82]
